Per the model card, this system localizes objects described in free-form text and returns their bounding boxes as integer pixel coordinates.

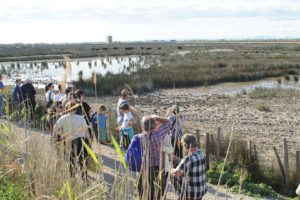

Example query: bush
[285,75,290,81]
[257,104,271,112]
[293,76,299,82]
[0,172,29,200]
[207,161,279,198]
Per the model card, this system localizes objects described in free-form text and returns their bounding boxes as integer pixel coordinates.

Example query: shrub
[257,104,271,112]
[285,75,290,81]
[277,79,282,84]
[0,173,29,200]
[293,76,299,82]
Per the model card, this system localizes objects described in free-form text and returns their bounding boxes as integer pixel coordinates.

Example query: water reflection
[0,55,158,88]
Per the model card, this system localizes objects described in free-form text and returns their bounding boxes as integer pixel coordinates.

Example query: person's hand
[171,169,183,177]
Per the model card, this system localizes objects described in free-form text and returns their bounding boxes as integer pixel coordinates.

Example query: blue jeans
[0,96,4,117]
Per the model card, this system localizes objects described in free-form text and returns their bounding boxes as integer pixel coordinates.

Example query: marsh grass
[211,131,298,197]
[248,87,300,99]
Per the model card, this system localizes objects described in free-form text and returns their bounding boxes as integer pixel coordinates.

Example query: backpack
[46,91,53,109]
[125,134,143,172]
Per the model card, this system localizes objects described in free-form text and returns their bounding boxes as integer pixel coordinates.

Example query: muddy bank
[88,87,300,161]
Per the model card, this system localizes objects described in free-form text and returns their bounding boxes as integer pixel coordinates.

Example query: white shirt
[56,114,88,140]
[162,134,174,171]
[54,93,64,102]
[121,111,133,129]
[45,90,55,102]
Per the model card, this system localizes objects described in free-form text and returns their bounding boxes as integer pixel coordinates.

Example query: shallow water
[1,57,299,94]
[202,78,300,96]
[0,55,157,88]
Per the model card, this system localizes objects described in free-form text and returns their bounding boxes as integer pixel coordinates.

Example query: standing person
[0,74,5,118]
[116,89,130,126]
[12,79,23,121]
[119,103,136,149]
[54,84,64,102]
[20,78,36,120]
[53,102,89,181]
[96,104,108,144]
[45,82,55,110]
[135,115,171,200]
[165,105,185,160]
[75,89,92,141]
[61,85,75,105]
[171,134,208,200]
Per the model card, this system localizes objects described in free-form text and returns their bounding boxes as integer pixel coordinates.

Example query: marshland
[1,41,300,199]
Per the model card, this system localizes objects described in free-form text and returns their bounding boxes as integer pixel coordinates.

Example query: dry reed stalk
[61,56,72,90]
[214,125,234,199]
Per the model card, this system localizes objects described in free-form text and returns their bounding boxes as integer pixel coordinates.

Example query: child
[119,103,135,150]
[96,104,108,144]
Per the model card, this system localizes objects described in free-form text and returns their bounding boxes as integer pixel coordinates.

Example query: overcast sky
[1,0,300,43]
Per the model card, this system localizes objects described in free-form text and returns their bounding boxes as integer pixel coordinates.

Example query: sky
[1,0,300,43]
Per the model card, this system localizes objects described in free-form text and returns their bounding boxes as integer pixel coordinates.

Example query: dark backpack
[125,134,143,172]
[46,91,53,109]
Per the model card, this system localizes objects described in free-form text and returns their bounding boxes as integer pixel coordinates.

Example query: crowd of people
[2,75,208,200]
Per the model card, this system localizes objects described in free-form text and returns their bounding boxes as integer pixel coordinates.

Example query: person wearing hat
[116,89,130,126]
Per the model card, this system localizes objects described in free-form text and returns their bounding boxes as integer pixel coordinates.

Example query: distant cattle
[125,47,134,50]
[177,46,183,50]
[102,48,108,50]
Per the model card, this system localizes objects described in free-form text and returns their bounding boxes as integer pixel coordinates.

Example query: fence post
[283,138,289,189]
[216,127,221,160]
[296,151,300,183]
[210,134,215,156]
[273,146,286,187]
[248,140,252,171]
[206,133,210,170]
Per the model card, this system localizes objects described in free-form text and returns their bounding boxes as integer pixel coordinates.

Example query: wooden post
[248,140,252,171]
[206,133,210,170]
[210,134,215,156]
[283,138,289,189]
[216,127,221,160]
[296,151,300,183]
[273,146,286,186]
[196,129,200,148]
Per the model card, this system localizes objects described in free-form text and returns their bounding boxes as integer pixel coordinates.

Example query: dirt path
[8,121,256,200]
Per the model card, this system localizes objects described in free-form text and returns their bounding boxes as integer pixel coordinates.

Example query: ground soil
[87,87,300,164]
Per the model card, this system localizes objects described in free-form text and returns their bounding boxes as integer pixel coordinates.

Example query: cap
[172,105,180,114]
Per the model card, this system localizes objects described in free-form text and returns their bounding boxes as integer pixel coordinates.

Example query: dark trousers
[70,137,88,178]
[172,137,183,159]
[138,167,167,200]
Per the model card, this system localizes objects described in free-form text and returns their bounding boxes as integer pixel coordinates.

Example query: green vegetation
[71,42,300,95]
[212,135,298,198]
[0,172,29,200]
[207,161,278,198]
